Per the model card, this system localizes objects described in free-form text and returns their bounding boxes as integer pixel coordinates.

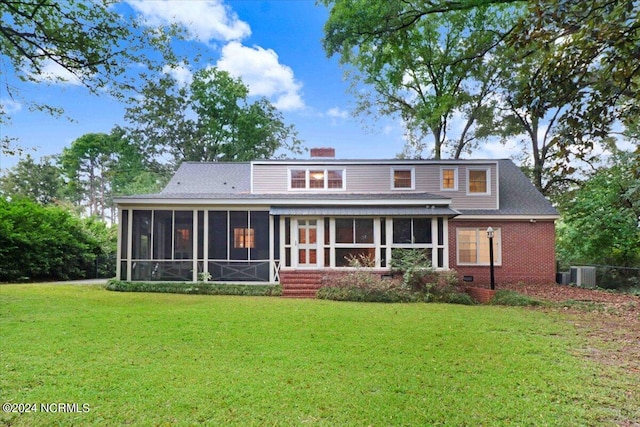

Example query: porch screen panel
[273,215,280,261]
[413,218,432,243]
[208,211,227,260]
[355,219,374,243]
[197,211,204,260]
[393,219,412,243]
[335,219,353,243]
[153,210,173,260]
[250,211,269,260]
[333,218,375,267]
[120,209,129,259]
[174,211,193,259]
[132,210,151,259]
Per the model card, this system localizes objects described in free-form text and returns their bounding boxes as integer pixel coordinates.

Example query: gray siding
[251,162,499,210]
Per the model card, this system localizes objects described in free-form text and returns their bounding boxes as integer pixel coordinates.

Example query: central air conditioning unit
[570,266,597,288]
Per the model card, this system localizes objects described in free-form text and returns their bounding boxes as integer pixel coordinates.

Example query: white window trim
[456,227,502,266]
[440,167,458,191]
[466,167,491,196]
[391,167,415,190]
[287,168,346,191]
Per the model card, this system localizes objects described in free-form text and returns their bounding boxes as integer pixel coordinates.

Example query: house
[114,148,559,296]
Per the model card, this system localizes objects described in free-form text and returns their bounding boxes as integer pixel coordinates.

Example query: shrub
[490,290,543,306]
[317,254,415,303]
[105,280,282,296]
[317,252,472,304]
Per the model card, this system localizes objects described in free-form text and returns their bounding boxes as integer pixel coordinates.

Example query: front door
[296,219,319,267]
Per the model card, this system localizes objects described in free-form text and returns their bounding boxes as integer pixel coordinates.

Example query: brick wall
[448,220,556,287]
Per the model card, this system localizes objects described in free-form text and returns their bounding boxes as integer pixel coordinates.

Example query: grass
[0,285,638,426]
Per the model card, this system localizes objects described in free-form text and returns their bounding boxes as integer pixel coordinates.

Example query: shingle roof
[116,159,558,217]
[457,159,558,216]
[162,162,251,194]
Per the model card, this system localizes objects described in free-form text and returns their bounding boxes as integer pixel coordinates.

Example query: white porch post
[203,210,209,276]
[269,214,275,283]
[431,218,439,268]
[126,208,133,281]
[385,218,393,269]
[442,217,450,269]
[192,209,198,282]
[116,208,122,281]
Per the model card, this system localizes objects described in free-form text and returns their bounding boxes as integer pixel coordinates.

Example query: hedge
[105,280,282,297]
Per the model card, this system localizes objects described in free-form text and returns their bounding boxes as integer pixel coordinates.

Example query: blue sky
[0,0,515,171]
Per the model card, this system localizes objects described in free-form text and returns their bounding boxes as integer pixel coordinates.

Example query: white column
[269,214,275,283]
[192,209,198,282]
[126,209,133,281]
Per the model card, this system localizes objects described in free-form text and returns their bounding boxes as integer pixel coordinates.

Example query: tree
[321,0,514,159]
[509,0,640,141]
[321,0,639,188]
[60,133,118,219]
[556,150,640,269]
[0,0,177,152]
[59,129,164,221]
[491,40,611,196]
[0,154,64,204]
[124,67,303,167]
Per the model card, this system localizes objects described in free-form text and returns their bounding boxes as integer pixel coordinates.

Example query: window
[392,168,414,189]
[441,168,458,191]
[309,170,325,188]
[290,170,306,188]
[468,168,490,194]
[457,228,501,265]
[327,170,343,188]
[233,228,255,249]
[289,168,345,190]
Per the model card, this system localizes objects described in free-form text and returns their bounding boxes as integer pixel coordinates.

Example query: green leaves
[0,198,114,281]
[557,150,640,268]
[124,67,302,166]
[322,0,516,159]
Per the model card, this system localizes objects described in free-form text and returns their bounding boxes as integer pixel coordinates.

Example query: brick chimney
[310,147,335,158]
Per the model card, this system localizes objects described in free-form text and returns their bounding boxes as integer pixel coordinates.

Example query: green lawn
[0,285,636,426]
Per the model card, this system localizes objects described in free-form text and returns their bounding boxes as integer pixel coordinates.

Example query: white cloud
[0,98,22,115]
[127,0,250,42]
[327,107,349,119]
[162,63,193,86]
[216,41,304,111]
[28,60,83,86]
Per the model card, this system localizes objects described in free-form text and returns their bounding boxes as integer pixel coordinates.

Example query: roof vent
[310,147,335,158]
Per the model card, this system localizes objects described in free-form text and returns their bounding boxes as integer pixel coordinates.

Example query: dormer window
[289,168,345,190]
[309,170,325,188]
[392,168,414,190]
[441,167,458,191]
[467,168,490,195]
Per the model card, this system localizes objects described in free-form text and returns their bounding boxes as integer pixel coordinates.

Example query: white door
[295,219,319,267]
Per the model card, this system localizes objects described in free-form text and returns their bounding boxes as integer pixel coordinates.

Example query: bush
[316,286,419,303]
[490,290,543,306]
[317,252,472,304]
[0,198,115,282]
[317,256,414,303]
[106,280,282,296]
